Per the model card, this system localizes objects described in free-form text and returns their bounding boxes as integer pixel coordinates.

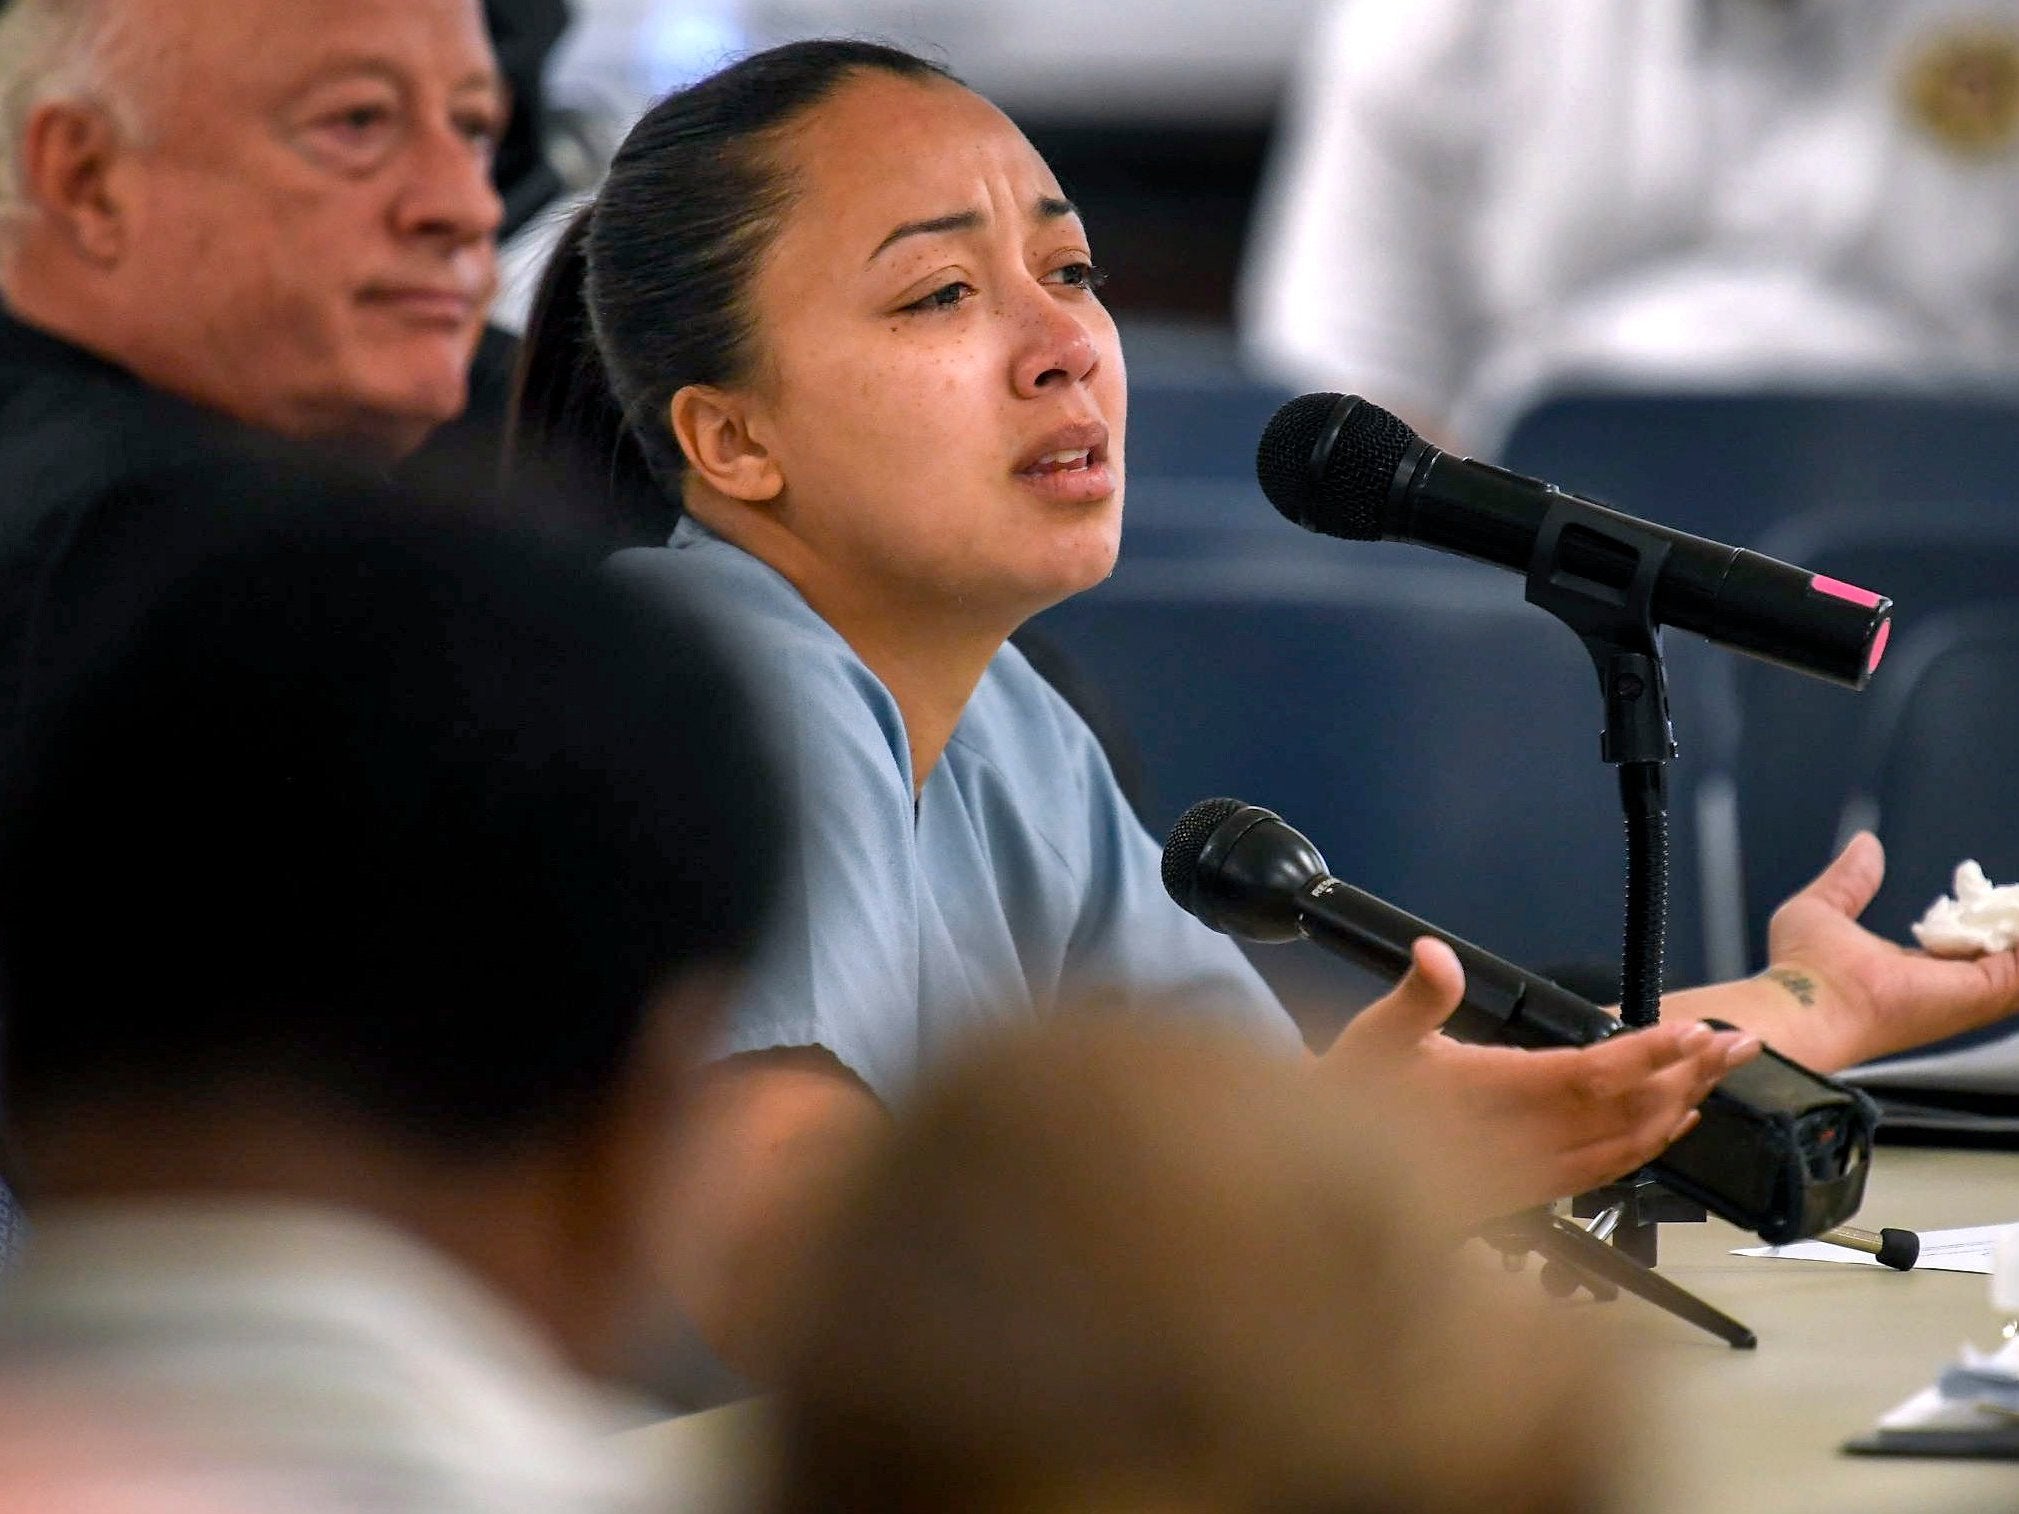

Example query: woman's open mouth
[1027,448,1095,475]
[1013,424,1116,503]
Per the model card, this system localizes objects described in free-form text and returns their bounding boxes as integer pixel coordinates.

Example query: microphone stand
[1514,500,1749,1345]
[1482,1209,1756,1350]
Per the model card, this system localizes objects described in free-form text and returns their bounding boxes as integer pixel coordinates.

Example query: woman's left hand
[1669,832,2019,1072]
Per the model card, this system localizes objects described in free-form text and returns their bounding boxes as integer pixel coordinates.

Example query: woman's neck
[834,606,1005,796]
[689,504,1014,795]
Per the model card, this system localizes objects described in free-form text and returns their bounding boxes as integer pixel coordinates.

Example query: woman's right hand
[1317,938,1760,1220]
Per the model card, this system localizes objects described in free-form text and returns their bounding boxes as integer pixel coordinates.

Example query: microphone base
[1572,1172,1709,1267]
[1485,1206,1757,1350]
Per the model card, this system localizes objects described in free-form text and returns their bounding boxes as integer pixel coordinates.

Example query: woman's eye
[1049,262,1110,292]
[903,281,975,313]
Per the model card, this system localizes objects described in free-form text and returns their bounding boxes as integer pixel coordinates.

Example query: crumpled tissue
[1914,861,2019,957]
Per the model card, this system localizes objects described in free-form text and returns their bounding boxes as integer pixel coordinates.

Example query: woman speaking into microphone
[509,40,2019,1374]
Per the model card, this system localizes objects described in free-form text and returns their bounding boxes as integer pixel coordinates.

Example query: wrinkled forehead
[770,72,1072,251]
[127,0,499,105]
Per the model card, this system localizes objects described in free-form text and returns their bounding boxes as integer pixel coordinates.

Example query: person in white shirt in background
[0,461,786,1514]
[1242,0,2019,450]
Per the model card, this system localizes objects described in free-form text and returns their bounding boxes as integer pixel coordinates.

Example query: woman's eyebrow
[868,211,982,264]
[866,197,1081,264]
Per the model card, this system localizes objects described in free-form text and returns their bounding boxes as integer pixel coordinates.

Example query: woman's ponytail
[506,202,673,547]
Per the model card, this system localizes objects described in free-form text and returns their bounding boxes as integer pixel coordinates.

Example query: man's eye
[459,114,505,152]
[308,104,401,158]
[329,106,391,135]
[903,281,975,313]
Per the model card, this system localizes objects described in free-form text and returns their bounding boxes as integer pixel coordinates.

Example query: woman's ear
[670,386,784,504]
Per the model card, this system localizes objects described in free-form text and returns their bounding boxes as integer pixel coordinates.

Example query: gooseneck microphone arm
[1523,486,1678,1029]
[1440,443,1683,1028]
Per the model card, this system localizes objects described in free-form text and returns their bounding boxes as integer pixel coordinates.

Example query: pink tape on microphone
[1809,575,1892,673]
[1811,574,1884,610]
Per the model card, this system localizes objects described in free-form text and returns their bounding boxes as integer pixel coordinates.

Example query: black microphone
[1254,392,1892,689]
[1162,796,1609,1050]
[1162,796,1877,1245]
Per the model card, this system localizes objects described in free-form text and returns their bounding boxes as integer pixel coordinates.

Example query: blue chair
[1034,549,1708,1011]
[1116,474,1302,562]
[1836,604,2019,945]
[1688,507,2019,971]
[1123,372,1294,481]
[1827,605,2019,1092]
[1495,388,2019,548]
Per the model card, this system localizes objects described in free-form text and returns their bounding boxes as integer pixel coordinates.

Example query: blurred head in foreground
[0,458,784,1377]
[773,1017,1619,1514]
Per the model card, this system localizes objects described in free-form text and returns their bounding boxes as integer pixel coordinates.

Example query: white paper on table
[1733,1221,2019,1273]
[1873,1382,2019,1432]
[1872,1335,2019,1433]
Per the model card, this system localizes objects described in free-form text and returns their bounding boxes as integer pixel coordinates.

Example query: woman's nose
[1010,292,1101,397]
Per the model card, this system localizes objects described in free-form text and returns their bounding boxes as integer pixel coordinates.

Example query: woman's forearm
[1657,971,1855,1072]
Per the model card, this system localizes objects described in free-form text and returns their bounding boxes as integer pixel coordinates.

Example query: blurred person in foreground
[0,0,505,779]
[0,458,785,1513]
[770,1015,1621,1514]
[0,1389,277,1514]
[507,39,2019,1379]
[1242,0,2019,450]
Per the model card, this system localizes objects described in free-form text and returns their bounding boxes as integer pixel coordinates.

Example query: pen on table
[1819,1224,1921,1270]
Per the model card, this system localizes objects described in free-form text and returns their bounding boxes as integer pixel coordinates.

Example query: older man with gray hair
[0,0,503,447]
[0,0,506,777]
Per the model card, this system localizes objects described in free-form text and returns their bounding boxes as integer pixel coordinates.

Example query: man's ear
[19,102,131,265]
[670,385,785,504]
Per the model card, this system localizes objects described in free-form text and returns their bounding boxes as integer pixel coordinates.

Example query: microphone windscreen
[1161,796,1245,910]
[1255,393,1415,541]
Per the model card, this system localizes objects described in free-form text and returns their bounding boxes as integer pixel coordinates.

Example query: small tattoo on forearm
[1766,968,1817,1008]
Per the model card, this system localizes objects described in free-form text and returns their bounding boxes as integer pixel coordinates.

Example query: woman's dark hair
[507,40,959,547]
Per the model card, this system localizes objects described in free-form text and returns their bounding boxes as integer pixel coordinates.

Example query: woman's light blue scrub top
[612,519,1300,1104]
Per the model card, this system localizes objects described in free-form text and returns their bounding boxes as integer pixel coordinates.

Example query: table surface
[638,1145,2019,1514]
[1628,1144,2017,1514]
